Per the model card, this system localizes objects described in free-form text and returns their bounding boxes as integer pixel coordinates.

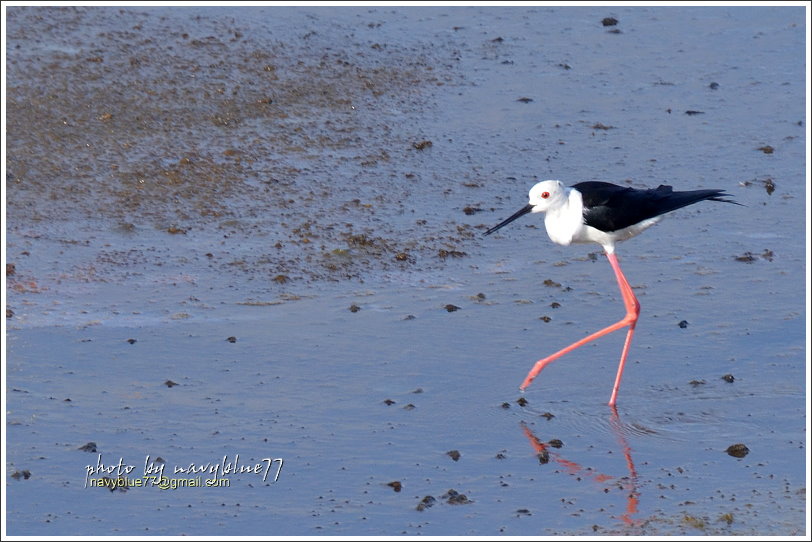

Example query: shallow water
[5,5,808,536]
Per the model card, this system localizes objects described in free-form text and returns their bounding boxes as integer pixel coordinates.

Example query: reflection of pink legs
[608,406,640,525]
[520,251,640,406]
[520,414,641,526]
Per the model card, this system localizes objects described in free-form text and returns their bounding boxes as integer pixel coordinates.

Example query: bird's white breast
[543,188,585,247]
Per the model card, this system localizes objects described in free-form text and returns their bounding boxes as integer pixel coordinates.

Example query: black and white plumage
[484,180,739,253]
[484,179,739,406]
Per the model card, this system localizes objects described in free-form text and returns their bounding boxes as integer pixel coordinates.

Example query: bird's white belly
[579,217,663,248]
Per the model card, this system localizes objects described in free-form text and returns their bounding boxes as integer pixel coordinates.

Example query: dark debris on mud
[78,441,98,453]
[415,488,471,511]
[11,469,32,481]
[725,443,750,458]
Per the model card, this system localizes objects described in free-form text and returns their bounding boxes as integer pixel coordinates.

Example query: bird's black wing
[573,181,737,233]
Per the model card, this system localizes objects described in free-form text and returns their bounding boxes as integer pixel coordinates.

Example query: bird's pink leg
[520,251,640,406]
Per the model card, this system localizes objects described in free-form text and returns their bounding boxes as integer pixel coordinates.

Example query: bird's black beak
[484,204,534,236]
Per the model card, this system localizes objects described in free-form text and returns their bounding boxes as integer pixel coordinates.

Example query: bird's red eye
[541,192,550,199]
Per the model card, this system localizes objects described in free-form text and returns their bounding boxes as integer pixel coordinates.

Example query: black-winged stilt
[484,180,739,406]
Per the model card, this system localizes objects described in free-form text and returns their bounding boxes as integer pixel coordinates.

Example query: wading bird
[484,180,739,406]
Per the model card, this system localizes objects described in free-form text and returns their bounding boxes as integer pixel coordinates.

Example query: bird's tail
[707,193,744,206]
[655,185,743,209]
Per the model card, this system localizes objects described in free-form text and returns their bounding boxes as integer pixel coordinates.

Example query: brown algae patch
[6,7,467,289]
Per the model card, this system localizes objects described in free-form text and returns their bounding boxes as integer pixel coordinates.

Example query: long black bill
[484,204,534,236]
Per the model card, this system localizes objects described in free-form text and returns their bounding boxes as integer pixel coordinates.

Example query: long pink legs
[519,251,640,406]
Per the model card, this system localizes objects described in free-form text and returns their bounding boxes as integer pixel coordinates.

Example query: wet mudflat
[5,5,808,536]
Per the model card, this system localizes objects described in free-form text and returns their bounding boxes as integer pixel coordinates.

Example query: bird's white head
[483,180,571,236]
[527,180,567,213]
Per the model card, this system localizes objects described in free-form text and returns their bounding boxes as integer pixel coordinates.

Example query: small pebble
[726,443,749,458]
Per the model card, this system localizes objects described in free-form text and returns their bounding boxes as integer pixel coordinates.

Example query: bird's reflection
[520,406,640,526]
